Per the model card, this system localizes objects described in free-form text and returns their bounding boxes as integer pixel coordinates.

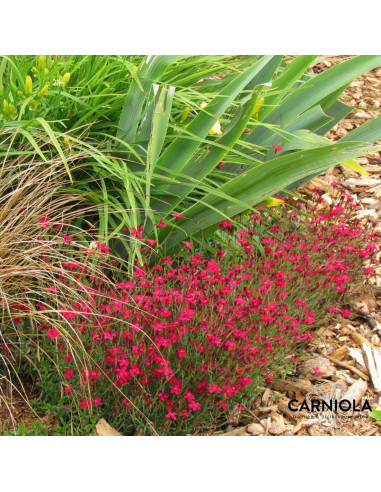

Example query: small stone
[247,423,265,436]
[268,422,283,435]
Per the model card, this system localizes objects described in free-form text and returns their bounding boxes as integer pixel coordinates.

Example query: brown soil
[0,381,59,435]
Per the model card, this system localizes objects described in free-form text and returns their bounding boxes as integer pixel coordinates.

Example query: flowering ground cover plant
[3,184,378,435]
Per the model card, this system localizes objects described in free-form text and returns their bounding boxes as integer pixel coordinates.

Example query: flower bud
[37,85,49,99]
[3,99,9,115]
[8,103,17,117]
[44,68,49,75]
[180,106,190,123]
[25,75,33,95]
[38,55,46,71]
[62,73,71,84]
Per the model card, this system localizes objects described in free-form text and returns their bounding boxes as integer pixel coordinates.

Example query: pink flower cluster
[7,188,379,435]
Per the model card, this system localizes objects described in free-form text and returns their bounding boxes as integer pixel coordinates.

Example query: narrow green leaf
[33,117,72,181]
[17,127,47,162]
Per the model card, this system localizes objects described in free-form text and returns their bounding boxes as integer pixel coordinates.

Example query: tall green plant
[107,55,381,256]
[2,55,381,263]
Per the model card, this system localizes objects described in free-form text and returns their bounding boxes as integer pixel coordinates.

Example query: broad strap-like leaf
[146,85,175,208]
[276,129,331,152]
[245,56,381,146]
[285,105,332,133]
[315,100,353,136]
[286,115,381,190]
[160,142,378,249]
[117,55,185,143]
[151,90,260,216]
[259,55,318,120]
[339,115,381,143]
[240,55,283,95]
[155,56,279,180]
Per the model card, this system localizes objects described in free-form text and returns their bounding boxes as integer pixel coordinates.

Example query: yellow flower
[209,121,222,135]
[25,75,33,95]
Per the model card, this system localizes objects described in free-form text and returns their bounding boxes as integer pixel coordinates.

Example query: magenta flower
[153,219,167,228]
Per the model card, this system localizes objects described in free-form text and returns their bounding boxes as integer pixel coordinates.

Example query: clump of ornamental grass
[0,143,138,432]
[11,184,378,436]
